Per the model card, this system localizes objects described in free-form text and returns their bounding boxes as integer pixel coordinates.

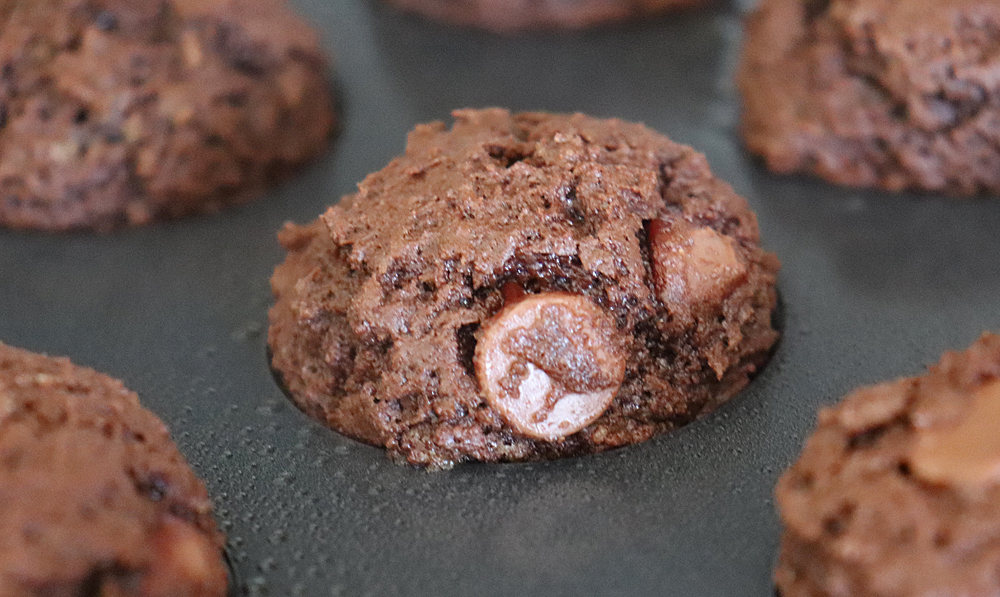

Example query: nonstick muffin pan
[2,0,1000,595]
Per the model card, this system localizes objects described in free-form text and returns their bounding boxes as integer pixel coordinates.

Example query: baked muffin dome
[776,333,1000,597]
[381,0,706,33]
[739,0,1000,195]
[0,0,336,231]
[0,343,227,596]
[269,109,780,468]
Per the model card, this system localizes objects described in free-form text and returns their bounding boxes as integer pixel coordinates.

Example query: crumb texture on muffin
[269,109,779,468]
[0,343,227,597]
[739,0,1000,195]
[775,333,1000,597]
[0,0,336,232]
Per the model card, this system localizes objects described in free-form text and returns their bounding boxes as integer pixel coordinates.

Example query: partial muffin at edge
[776,333,1000,597]
[738,0,1000,195]
[0,0,337,232]
[0,343,227,597]
[381,0,706,33]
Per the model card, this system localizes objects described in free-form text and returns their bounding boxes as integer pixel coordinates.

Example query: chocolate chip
[910,381,1000,490]
[474,292,625,440]
[140,517,226,596]
[649,218,747,307]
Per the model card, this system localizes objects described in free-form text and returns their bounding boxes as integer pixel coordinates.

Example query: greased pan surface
[2,0,1000,595]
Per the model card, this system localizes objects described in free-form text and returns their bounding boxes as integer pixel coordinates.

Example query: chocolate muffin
[381,0,706,33]
[269,109,780,469]
[775,333,1000,597]
[0,343,228,596]
[738,0,1000,195]
[0,0,336,232]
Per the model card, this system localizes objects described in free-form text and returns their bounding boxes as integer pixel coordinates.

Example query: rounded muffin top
[323,108,762,336]
[0,0,335,231]
[776,333,1000,597]
[270,109,779,467]
[0,343,227,596]
[739,0,1000,194]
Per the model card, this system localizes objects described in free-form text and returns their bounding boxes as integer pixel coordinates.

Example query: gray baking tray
[2,0,999,595]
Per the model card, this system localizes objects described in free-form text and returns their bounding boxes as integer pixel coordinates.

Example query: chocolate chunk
[475,292,625,440]
[650,218,747,308]
[910,381,1000,490]
[141,517,227,596]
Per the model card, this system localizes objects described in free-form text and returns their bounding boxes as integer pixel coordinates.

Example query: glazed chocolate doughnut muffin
[0,0,336,232]
[381,0,706,33]
[0,343,227,596]
[738,0,1000,195]
[775,333,1000,597]
[269,109,780,468]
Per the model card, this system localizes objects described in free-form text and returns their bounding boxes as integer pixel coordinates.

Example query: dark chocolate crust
[0,343,227,597]
[0,0,336,232]
[775,333,1000,597]
[268,109,779,468]
[738,0,1000,195]
[381,0,706,33]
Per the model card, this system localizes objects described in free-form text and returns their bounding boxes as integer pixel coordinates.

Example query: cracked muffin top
[0,343,227,597]
[269,109,779,468]
[0,0,336,231]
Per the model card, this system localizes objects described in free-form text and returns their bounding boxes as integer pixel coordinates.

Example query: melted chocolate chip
[910,381,1000,490]
[474,293,625,440]
[649,218,747,308]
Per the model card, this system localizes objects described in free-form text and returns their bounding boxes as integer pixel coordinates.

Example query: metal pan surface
[2,0,999,595]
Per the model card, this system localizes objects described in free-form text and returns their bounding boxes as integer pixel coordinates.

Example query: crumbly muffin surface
[739,0,1000,195]
[0,343,227,597]
[776,333,1000,597]
[269,109,780,468]
[0,0,335,231]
